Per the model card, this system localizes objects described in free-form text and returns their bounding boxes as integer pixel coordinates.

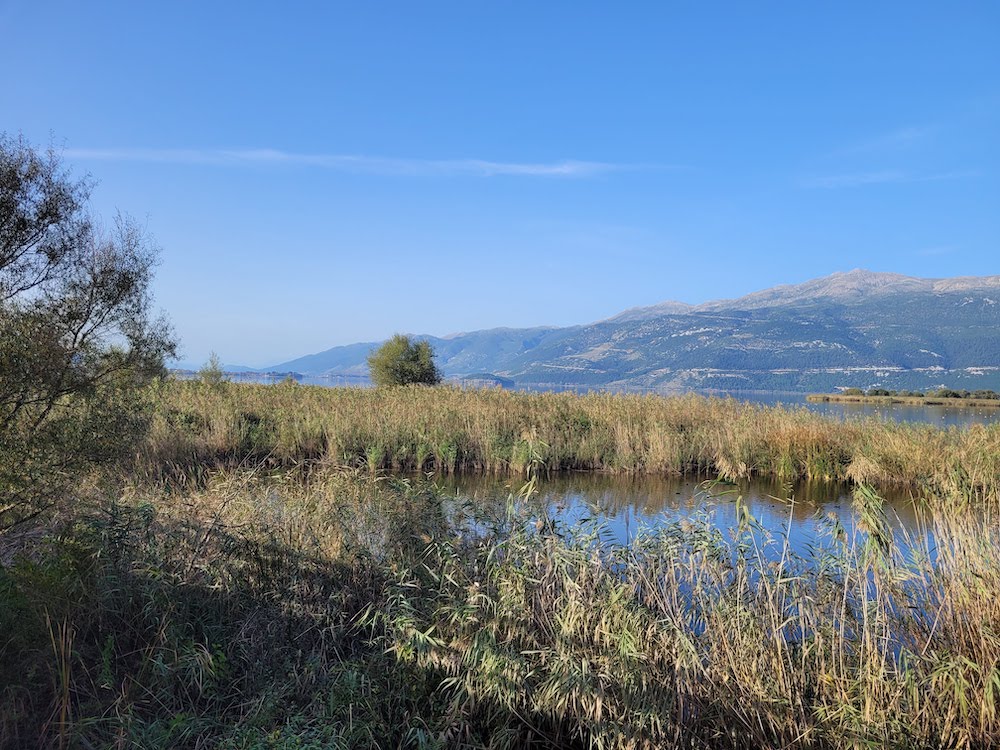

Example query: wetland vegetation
[3,381,1000,748]
[145,381,1000,498]
[809,388,1000,409]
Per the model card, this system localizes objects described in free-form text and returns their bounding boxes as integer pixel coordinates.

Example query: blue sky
[3,2,997,367]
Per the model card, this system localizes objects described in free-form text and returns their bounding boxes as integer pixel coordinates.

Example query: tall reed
[144,380,1000,500]
[376,482,1000,748]
[2,465,999,747]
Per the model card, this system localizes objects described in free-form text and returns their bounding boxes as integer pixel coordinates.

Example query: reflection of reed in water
[439,470,936,552]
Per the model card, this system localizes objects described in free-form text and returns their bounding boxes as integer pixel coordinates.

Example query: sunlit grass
[145,380,1000,500]
[3,466,999,748]
[4,381,1000,747]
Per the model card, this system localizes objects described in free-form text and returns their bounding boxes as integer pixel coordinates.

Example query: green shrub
[367,335,442,387]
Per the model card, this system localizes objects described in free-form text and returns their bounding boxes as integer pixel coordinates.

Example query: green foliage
[0,134,175,529]
[367,334,442,387]
[842,387,999,401]
[929,388,1000,400]
[0,470,461,748]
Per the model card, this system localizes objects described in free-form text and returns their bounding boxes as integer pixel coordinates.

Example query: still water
[433,472,934,556]
[727,391,1000,428]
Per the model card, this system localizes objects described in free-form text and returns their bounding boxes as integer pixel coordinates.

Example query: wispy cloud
[801,169,978,189]
[63,147,634,178]
[834,125,936,156]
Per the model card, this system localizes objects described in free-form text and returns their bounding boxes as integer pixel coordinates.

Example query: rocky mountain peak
[698,269,927,311]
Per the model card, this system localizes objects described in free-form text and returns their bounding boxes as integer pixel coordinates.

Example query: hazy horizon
[167,268,998,370]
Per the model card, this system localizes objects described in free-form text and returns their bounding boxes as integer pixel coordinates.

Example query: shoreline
[806,393,1000,408]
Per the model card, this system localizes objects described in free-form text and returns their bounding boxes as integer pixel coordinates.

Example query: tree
[1,134,175,528]
[367,334,442,387]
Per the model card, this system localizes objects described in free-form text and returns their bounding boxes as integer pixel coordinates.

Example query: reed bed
[145,380,1000,499]
[0,469,453,749]
[3,467,999,748]
[377,481,1000,749]
[5,381,1000,747]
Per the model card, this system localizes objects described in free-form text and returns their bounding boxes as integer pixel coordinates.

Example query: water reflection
[435,472,933,556]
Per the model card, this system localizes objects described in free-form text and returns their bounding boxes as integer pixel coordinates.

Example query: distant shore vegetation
[808,388,1000,409]
[838,387,1000,399]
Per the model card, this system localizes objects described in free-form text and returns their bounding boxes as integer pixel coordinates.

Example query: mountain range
[267,270,1000,393]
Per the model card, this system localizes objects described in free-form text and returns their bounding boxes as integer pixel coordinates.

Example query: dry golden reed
[5,465,998,748]
[146,380,1000,498]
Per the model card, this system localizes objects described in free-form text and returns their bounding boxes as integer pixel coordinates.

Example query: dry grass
[377,480,1000,749]
[145,380,1000,499]
[4,381,1000,747]
[0,468,461,749]
[4,466,998,748]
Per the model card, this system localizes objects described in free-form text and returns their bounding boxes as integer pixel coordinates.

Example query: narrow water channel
[432,471,935,556]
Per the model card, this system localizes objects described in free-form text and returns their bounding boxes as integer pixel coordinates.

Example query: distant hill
[269,270,1000,393]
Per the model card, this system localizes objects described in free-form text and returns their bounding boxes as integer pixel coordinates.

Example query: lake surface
[435,472,936,557]
[724,390,1000,428]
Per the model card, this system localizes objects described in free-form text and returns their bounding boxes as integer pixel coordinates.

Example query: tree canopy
[367,334,442,387]
[0,134,175,528]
